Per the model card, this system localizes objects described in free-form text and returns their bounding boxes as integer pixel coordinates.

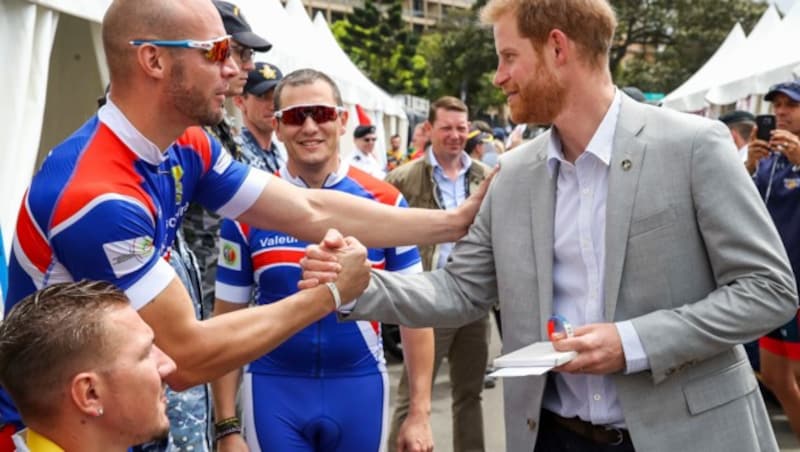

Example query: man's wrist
[407,403,432,418]
[325,281,341,310]
[214,416,242,442]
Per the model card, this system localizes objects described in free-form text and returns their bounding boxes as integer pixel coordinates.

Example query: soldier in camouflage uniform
[182,0,273,319]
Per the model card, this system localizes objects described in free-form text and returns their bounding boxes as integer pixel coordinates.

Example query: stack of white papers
[490,341,577,378]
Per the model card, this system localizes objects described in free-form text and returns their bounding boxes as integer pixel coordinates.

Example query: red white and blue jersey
[6,100,269,312]
[215,164,422,377]
[2,100,268,425]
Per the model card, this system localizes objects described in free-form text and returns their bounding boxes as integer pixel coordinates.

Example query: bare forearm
[306,190,462,248]
[210,301,246,420]
[211,367,242,420]
[239,179,465,248]
[141,281,335,390]
[399,326,434,415]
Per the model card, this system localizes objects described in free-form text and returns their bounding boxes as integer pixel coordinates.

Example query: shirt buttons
[593,394,602,401]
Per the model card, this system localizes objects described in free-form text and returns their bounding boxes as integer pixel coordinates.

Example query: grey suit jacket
[346,95,798,451]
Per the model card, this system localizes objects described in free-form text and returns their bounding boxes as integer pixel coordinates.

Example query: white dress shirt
[541,90,649,427]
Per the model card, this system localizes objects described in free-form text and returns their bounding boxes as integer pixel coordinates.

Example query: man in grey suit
[301,0,797,450]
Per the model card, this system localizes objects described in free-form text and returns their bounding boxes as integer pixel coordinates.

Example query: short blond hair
[480,0,617,68]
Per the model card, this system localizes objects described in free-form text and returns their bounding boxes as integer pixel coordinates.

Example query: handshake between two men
[297,229,629,378]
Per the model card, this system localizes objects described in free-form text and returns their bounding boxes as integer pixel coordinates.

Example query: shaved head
[102,0,225,82]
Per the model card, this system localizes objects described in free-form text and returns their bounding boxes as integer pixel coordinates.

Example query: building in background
[286,0,475,32]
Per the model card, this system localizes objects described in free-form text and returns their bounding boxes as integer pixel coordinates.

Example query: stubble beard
[169,60,224,126]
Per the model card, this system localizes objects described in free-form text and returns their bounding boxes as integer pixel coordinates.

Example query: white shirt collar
[97,97,168,165]
[278,158,349,188]
[546,89,622,174]
[428,149,473,173]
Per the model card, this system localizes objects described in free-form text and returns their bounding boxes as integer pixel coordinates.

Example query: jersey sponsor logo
[102,235,155,278]
[258,235,299,248]
[784,177,800,190]
[166,202,190,229]
[171,164,184,204]
[219,238,242,271]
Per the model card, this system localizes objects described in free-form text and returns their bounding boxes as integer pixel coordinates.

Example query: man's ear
[338,110,349,137]
[548,29,570,66]
[233,95,246,112]
[136,45,167,80]
[272,117,282,140]
[423,121,433,135]
[71,372,104,418]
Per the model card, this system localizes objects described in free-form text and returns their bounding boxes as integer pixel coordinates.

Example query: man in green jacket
[385,96,493,452]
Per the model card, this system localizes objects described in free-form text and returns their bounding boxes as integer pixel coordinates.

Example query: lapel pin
[621,159,632,171]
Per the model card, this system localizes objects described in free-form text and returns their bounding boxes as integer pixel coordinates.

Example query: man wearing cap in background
[719,110,756,163]
[235,62,285,174]
[351,106,387,179]
[749,80,800,443]
[465,127,495,163]
[175,2,272,451]
[182,0,271,320]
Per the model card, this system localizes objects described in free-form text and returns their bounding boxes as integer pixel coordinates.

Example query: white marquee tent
[660,23,747,112]
[0,0,407,256]
[706,3,800,106]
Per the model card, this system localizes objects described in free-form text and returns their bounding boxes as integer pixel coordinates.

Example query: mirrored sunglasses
[276,104,345,126]
[129,35,232,63]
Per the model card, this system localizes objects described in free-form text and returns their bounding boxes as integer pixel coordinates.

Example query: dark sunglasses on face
[275,104,346,126]
[129,35,232,63]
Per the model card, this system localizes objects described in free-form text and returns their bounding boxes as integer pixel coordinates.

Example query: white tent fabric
[311,11,409,161]
[311,12,406,118]
[753,3,800,91]
[773,0,799,14]
[705,5,789,105]
[661,23,746,112]
[0,0,60,254]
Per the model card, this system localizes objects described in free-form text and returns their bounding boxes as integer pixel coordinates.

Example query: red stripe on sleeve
[16,195,52,273]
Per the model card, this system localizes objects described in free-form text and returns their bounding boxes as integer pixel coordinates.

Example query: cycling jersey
[3,99,268,426]
[215,164,422,378]
[216,164,420,451]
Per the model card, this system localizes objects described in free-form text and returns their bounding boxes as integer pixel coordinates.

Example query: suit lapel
[527,137,557,339]
[604,97,647,321]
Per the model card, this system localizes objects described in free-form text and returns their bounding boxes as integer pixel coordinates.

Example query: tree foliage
[332,0,428,95]
[611,0,767,94]
[418,8,503,120]
[332,0,768,118]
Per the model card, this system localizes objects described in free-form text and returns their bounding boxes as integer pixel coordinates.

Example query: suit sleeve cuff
[616,320,650,374]
[338,298,358,314]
